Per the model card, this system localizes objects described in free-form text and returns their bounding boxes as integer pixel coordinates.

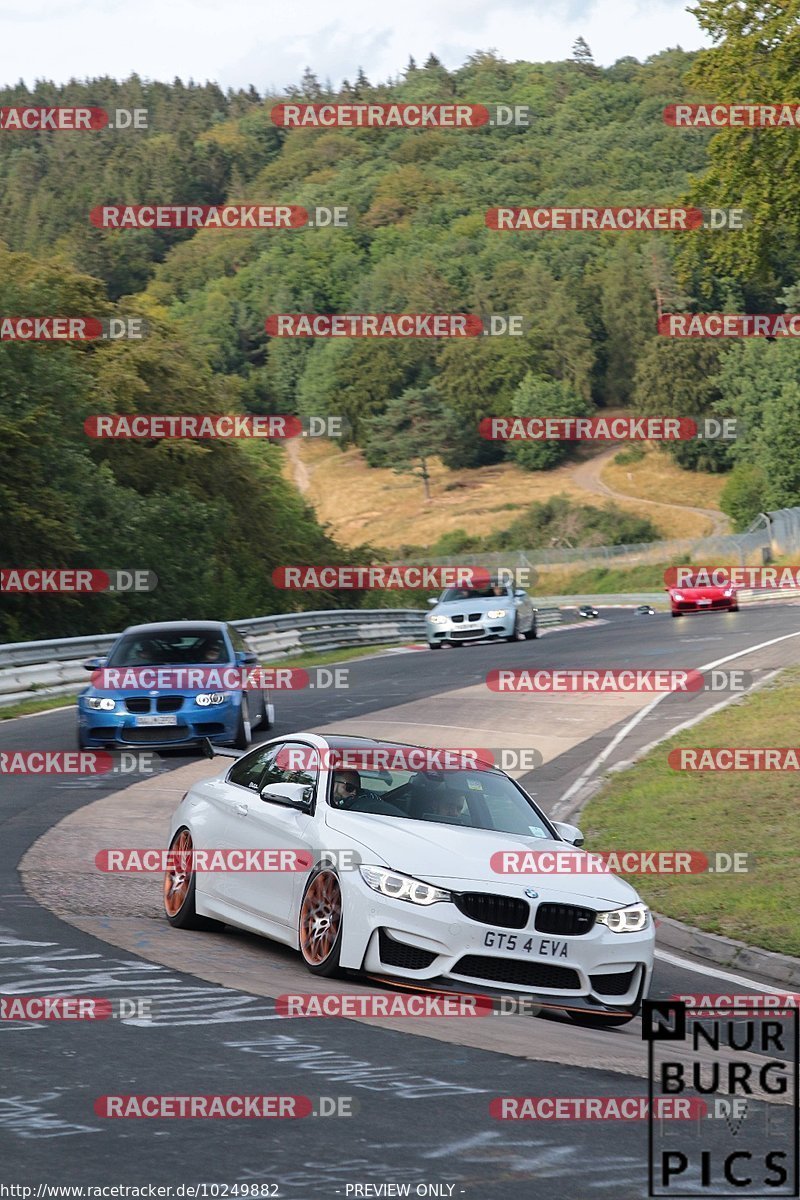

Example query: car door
[221,740,320,926]
[512,585,534,632]
[197,742,277,905]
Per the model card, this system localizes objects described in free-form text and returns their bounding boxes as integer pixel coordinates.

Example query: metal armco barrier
[0,609,427,706]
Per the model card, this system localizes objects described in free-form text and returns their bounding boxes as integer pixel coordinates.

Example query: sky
[0,0,709,92]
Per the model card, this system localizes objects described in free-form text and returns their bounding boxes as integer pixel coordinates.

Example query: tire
[671,610,682,619]
[233,695,252,750]
[524,619,537,640]
[163,828,222,931]
[566,1006,639,1029]
[298,868,344,977]
[505,618,519,643]
[730,604,739,613]
[77,727,90,751]
[428,642,442,650]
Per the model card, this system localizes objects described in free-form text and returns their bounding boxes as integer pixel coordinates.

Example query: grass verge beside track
[580,669,800,957]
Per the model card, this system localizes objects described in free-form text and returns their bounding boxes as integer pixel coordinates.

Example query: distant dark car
[577,605,599,619]
[635,605,656,615]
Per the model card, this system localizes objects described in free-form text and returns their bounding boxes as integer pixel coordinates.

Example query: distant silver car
[426,580,537,649]
[577,605,599,619]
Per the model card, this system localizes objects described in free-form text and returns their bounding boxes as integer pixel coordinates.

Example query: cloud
[0,0,709,91]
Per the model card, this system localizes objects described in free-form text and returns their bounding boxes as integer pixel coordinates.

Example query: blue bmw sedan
[77,621,274,751]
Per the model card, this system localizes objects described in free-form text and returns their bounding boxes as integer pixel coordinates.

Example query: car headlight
[486,609,507,619]
[196,693,229,706]
[596,903,649,933]
[428,615,448,625]
[723,588,733,598]
[86,696,116,711]
[359,865,451,906]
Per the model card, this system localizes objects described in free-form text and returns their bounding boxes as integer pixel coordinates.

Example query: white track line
[555,627,800,813]
[655,948,789,992]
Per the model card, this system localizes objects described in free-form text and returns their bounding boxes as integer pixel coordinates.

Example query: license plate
[483,931,569,959]
[135,715,178,727]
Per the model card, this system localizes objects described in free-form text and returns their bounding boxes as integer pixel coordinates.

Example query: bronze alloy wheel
[163,828,193,917]
[299,869,342,969]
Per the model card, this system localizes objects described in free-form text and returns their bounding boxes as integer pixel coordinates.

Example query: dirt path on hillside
[570,445,730,537]
[285,438,311,494]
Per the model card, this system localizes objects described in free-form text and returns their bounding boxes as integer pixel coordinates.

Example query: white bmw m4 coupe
[163,733,654,1027]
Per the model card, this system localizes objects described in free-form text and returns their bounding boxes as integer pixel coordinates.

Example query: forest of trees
[2,0,799,637]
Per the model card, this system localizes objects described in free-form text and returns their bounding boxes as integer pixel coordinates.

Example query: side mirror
[238,650,259,665]
[553,821,584,847]
[427,597,439,607]
[514,589,526,598]
[260,781,315,809]
[83,656,106,671]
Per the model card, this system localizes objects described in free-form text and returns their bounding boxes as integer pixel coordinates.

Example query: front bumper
[342,878,654,1008]
[426,612,515,645]
[77,697,242,748]
[671,599,736,614]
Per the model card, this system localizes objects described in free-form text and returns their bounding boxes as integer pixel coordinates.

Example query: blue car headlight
[428,615,448,625]
[195,693,229,707]
[86,696,116,712]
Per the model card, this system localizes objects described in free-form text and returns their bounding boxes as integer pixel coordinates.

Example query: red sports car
[668,575,739,618]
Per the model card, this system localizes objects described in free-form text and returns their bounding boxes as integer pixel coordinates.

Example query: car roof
[285,732,503,773]
[116,621,229,636]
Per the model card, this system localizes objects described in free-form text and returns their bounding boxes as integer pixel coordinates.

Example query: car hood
[430,597,511,616]
[671,586,729,600]
[325,810,638,905]
[85,661,240,695]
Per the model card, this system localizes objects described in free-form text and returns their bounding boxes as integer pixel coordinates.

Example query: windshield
[440,585,510,602]
[327,766,556,838]
[107,629,230,667]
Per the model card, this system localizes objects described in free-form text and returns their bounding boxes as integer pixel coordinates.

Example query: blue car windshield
[107,630,229,667]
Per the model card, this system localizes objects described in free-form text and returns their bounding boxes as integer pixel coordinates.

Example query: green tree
[719,463,768,530]
[363,386,448,499]
[507,375,593,471]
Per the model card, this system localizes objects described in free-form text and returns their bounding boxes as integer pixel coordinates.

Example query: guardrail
[0,605,566,708]
[0,610,427,707]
